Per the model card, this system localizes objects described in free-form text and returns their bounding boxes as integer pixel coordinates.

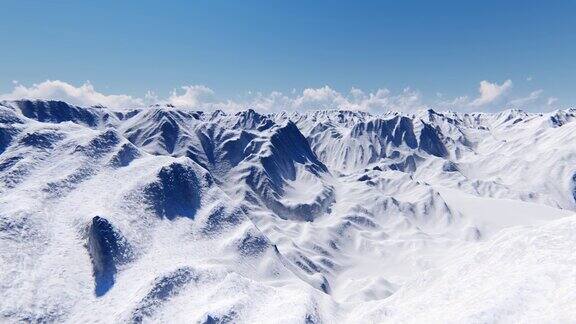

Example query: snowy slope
[1,100,575,323]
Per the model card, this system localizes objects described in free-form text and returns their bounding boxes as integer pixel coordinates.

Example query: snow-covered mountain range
[1,100,576,323]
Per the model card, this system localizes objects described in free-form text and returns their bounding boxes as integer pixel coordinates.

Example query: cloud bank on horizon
[0,79,560,113]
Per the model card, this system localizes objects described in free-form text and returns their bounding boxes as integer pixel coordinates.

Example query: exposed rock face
[87,216,132,296]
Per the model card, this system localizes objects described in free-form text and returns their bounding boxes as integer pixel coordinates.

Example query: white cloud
[350,87,365,98]
[292,86,349,110]
[509,89,543,107]
[547,97,558,106]
[431,79,564,112]
[174,85,426,113]
[290,86,424,112]
[0,80,143,108]
[470,79,513,107]
[0,79,564,113]
[246,91,290,111]
[166,85,216,108]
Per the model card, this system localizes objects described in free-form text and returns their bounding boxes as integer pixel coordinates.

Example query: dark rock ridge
[87,216,133,296]
[143,162,202,220]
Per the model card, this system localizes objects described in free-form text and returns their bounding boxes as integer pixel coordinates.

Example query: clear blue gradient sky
[1,0,575,110]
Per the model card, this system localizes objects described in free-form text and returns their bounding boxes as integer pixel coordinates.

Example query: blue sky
[1,0,575,111]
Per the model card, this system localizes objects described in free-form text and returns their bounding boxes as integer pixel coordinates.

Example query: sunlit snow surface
[1,100,576,323]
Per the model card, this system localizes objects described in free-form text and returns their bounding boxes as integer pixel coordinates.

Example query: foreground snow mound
[352,216,576,323]
[1,100,576,323]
